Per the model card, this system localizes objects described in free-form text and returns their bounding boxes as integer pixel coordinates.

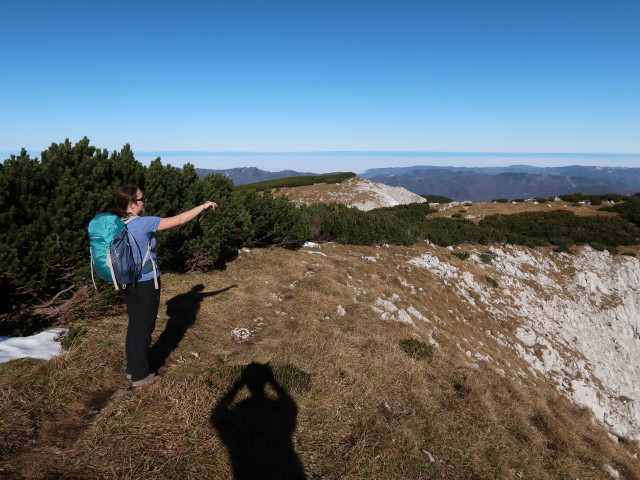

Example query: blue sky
[1,0,638,173]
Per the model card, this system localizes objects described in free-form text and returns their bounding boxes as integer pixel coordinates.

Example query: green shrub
[419,217,505,247]
[561,193,629,204]
[370,202,436,223]
[452,251,470,260]
[600,195,640,227]
[512,198,525,203]
[241,190,312,249]
[302,203,414,246]
[590,242,606,251]
[0,139,145,293]
[399,338,433,360]
[622,251,637,257]
[492,198,509,203]
[554,245,574,254]
[485,276,499,288]
[550,236,573,248]
[234,172,355,193]
[534,197,548,203]
[479,210,640,247]
[61,325,87,350]
[560,193,585,203]
[421,195,453,204]
[451,213,463,218]
[479,252,495,264]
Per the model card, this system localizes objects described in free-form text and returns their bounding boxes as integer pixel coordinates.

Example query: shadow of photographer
[150,283,235,372]
[211,362,307,480]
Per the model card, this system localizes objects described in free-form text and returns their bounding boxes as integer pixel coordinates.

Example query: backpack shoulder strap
[122,215,159,289]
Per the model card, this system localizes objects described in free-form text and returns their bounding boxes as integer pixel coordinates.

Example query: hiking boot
[131,373,160,388]
[126,370,156,381]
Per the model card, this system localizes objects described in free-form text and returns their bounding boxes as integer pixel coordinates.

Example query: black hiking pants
[122,278,161,382]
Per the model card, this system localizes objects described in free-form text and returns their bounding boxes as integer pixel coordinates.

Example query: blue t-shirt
[126,216,161,282]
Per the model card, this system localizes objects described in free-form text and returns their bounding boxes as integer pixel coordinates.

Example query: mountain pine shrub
[399,338,433,360]
[485,276,499,288]
[421,194,453,204]
[600,195,640,227]
[0,139,146,293]
[479,252,495,264]
[302,203,414,246]
[242,190,312,248]
[479,210,640,247]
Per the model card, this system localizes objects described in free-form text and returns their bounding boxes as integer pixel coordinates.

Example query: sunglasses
[135,196,147,203]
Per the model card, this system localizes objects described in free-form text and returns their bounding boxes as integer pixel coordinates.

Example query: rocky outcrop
[405,245,640,440]
[282,177,427,210]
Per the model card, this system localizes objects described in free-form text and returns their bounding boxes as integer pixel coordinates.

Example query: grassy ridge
[2,243,639,479]
[234,172,356,193]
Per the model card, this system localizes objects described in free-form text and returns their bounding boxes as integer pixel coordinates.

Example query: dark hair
[112,184,140,218]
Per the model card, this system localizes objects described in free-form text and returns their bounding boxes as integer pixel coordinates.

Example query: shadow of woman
[150,283,235,372]
[211,362,307,480]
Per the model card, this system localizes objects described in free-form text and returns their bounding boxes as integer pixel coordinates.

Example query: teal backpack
[88,213,142,290]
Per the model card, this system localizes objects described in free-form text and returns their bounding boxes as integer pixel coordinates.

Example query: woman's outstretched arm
[157,201,217,231]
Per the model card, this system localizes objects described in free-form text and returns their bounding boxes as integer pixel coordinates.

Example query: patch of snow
[0,328,68,363]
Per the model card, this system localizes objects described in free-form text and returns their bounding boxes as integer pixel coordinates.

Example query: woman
[112,184,217,388]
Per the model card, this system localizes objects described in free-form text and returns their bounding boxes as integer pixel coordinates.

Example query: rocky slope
[287,176,640,440]
[402,243,640,441]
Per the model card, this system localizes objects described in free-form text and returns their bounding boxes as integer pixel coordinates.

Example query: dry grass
[430,199,621,223]
[2,240,640,479]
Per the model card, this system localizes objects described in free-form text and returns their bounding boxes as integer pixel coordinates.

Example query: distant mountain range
[196,165,640,202]
[195,166,318,185]
[360,165,640,202]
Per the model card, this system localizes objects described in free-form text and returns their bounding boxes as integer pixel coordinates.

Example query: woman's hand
[201,201,218,211]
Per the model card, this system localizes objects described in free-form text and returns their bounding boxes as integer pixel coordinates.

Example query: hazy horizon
[3,149,639,174]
